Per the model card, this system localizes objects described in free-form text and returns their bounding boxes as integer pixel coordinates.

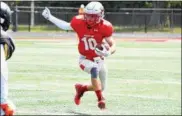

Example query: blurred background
[4,1,182,33]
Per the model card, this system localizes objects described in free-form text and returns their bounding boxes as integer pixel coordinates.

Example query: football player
[0,2,16,116]
[42,1,116,109]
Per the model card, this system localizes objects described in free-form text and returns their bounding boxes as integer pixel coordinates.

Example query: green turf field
[8,39,181,115]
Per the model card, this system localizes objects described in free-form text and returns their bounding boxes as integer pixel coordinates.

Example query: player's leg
[96,62,108,109]
[80,57,105,92]
[75,56,105,109]
[0,45,15,115]
[99,63,108,92]
[91,76,105,109]
[74,57,97,105]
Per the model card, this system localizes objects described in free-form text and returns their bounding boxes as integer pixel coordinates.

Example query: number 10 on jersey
[82,37,97,50]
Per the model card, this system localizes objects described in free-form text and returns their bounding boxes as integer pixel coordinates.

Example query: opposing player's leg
[0,45,15,116]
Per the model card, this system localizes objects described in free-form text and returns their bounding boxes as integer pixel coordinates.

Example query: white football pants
[1,44,8,104]
[79,55,108,91]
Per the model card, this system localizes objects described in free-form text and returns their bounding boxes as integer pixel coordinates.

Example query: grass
[7,38,181,115]
[10,25,181,33]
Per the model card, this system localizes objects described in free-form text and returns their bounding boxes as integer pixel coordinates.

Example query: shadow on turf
[66,109,91,115]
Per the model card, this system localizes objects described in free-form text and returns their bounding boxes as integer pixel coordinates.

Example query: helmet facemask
[84,2,104,27]
[84,14,98,26]
[0,11,10,31]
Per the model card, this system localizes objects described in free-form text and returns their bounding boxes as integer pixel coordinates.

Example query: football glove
[42,7,52,20]
[0,37,15,60]
[95,44,111,57]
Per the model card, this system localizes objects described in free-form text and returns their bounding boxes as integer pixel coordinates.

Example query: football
[95,42,110,51]
[95,44,104,50]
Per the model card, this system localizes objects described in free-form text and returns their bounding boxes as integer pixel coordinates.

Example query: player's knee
[91,67,98,78]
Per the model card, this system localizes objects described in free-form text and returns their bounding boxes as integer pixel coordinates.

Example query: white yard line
[107,93,180,101]
[10,86,179,101]
[9,71,180,85]
[9,61,78,67]
[16,110,75,115]
[118,79,181,85]
[9,61,181,74]
[11,86,179,101]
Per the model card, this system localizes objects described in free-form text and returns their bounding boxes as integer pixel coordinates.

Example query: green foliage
[5,1,182,10]
[166,1,181,8]
[144,2,153,8]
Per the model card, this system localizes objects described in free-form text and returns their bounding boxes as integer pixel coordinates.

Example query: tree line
[5,1,182,11]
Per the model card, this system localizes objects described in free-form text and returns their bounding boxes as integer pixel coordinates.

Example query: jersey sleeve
[102,20,114,37]
[70,15,83,32]
[70,16,77,31]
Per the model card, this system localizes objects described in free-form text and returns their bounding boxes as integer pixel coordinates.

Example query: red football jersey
[70,15,113,61]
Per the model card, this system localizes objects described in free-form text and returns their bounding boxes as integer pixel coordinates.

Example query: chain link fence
[11,6,181,33]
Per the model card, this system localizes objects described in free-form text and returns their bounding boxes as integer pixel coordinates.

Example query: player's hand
[0,37,15,60]
[95,44,111,57]
[42,7,51,20]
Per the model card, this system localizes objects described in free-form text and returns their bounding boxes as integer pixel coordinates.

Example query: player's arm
[42,7,73,30]
[95,24,116,57]
[105,36,116,55]
[95,36,116,57]
[0,29,15,60]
